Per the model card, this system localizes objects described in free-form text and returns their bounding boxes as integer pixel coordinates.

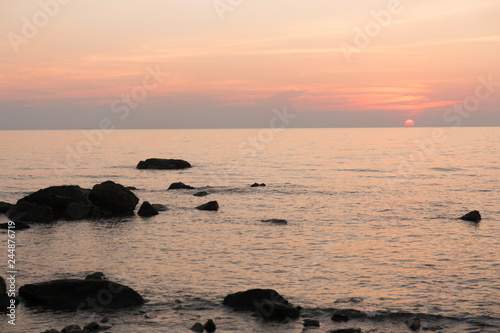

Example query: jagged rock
[203,319,216,332]
[261,219,288,225]
[138,201,159,217]
[0,202,12,214]
[250,183,266,187]
[459,210,481,222]
[168,182,195,190]
[19,278,145,310]
[85,272,106,280]
[303,319,320,327]
[406,316,421,331]
[137,158,191,170]
[0,221,30,230]
[196,201,219,211]
[151,204,168,211]
[191,322,203,332]
[6,201,54,223]
[89,181,138,216]
[193,191,209,197]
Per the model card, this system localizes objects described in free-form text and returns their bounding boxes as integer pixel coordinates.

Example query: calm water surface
[0,128,498,332]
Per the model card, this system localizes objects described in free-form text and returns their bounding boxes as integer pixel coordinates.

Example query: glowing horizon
[1,0,499,129]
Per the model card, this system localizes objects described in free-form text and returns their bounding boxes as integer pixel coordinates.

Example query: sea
[0,127,498,333]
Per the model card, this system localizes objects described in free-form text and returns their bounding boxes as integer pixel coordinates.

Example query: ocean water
[0,127,498,333]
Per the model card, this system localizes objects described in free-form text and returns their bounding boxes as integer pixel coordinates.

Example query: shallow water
[0,127,499,332]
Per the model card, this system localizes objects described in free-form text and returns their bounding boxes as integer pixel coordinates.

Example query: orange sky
[1,0,499,128]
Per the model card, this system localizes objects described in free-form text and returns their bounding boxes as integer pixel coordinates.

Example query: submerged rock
[138,201,159,217]
[406,316,421,331]
[203,319,216,332]
[223,288,300,321]
[89,181,139,216]
[0,201,12,214]
[303,319,320,327]
[261,219,288,225]
[137,158,191,170]
[193,191,209,197]
[168,182,195,190]
[250,183,266,187]
[196,201,219,211]
[19,278,145,310]
[459,210,481,222]
[151,204,168,211]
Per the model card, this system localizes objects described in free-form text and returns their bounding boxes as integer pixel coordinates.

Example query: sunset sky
[1,0,499,129]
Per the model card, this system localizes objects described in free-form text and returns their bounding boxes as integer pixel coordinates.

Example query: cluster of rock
[4,181,138,223]
[41,321,111,333]
[191,319,216,332]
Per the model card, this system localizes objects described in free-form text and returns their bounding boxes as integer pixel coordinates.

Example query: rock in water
[459,210,481,222]
[151,204,168,211]
[203,319,216,332]
[196,201,219,211]
[137,158,191,170]
[303,319,320,327]
[191,322,203,332]
[223,288,300,320]
[61,324,82,333]
[19,279,145,310]
[0,202,12,214]
[138,201,159,217]
[89,181,139,216]
[406,316,421,331]
[63,202,93,220]
[193,191,209,197]
[85,272,106,280]
[168,182,195,190]
[261,219,288,225]
[331,313,349,322]
[250,183,266,187]
[6,201,54,223]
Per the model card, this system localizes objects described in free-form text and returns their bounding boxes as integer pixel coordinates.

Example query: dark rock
[332,309,365,318]
[327,329,361,333]
[63,203,93,220]
[100,316,109,323]
[191,322,203,332]
[151,204,168,211]
[203,319,216,332]
[406,316,421,331]
[89,181,139,216]
[137,158,191,170]
[83,322,100,331]
[459,210,481,222]
[0,221,30,230]
[193,191,209,197]
[41,330,60,333]
[138,201,159,217]
[19,278,145,310]
[168,182,195,190]
[6,201,54,223]
[254,298,300,321]
[250,183,266,187]
[223,289,292,311]
[331,314,349,322]
[85,272,106,280]
[0,201,12,214]
[61,324,82,333]
[261,219,288,225]
[303,319,320,327]
[196,201,219,211]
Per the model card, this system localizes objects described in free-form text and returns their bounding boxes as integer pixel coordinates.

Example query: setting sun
[405,119,415,127]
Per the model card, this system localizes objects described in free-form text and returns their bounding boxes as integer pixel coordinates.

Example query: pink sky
[1,0,499,129]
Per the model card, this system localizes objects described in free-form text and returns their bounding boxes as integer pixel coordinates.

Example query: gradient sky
[1,0,499,129]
